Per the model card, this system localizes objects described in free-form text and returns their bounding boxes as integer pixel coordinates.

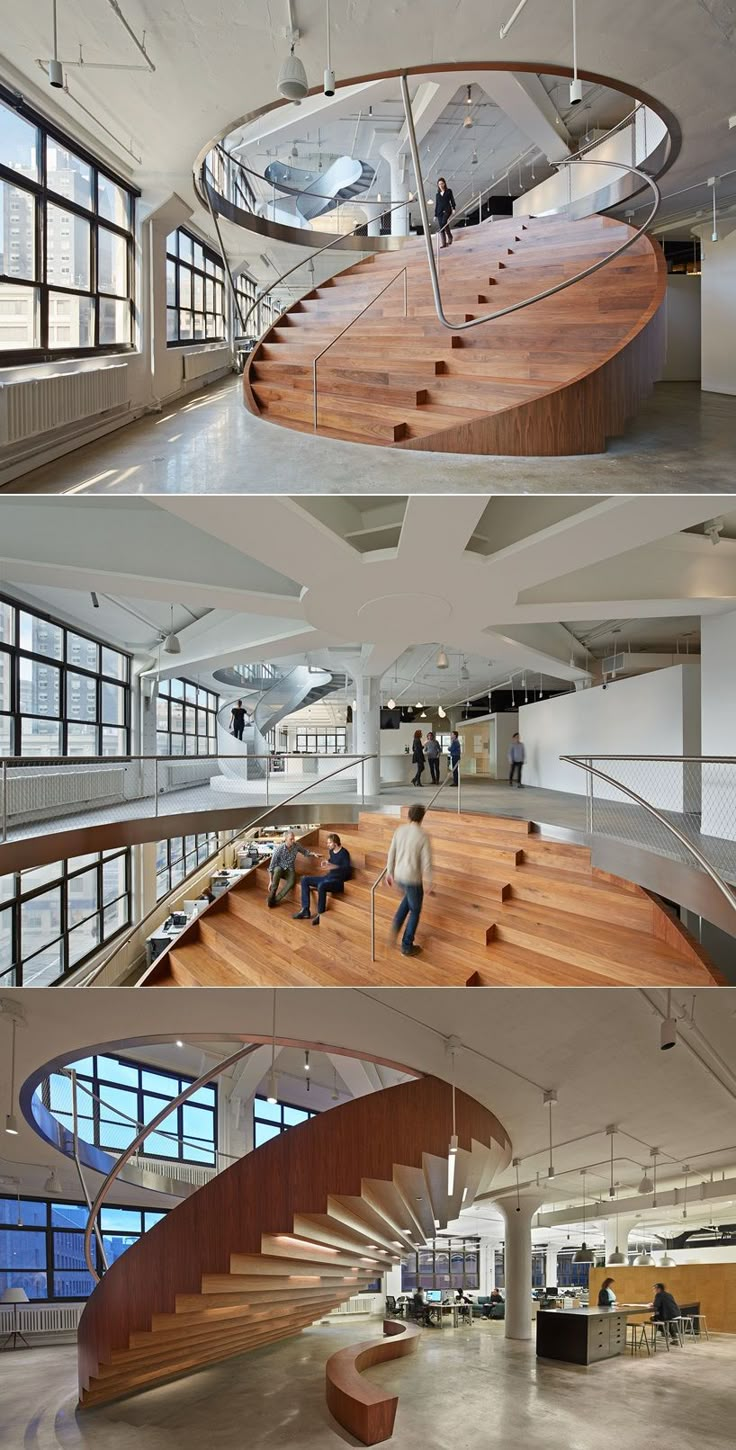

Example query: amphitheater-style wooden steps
[78,1078,508,1412]
[244,214,666,455]
[142,810,719,989]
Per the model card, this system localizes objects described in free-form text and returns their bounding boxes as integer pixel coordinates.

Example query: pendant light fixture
[573,1171,595,1262]
[4,1007,21,1136]
[266,990,278,1104]
[438,705,446,719]
[606,1124,617,1198]
[436,648,448,669]
[163,605,181,656]
[638,1147,658,1198]
[323,0,336,96]
[331,1067,339,1102]
[634,1240,655,1266]
[304,1049,311,1092]
[278,41,308,102]
[681,1164,690,1220]
[544,1090,556,1180]
[446,1038,460,1196]
[387,698,396,710]
[607,1212,626,1266]
[569,0,582,103]
[659,1249,677,1267]
[44,1167,63,1195]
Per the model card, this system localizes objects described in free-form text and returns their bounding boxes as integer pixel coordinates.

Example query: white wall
[695,223,736,395]
[662,276,701,381]
[699,608,736,840]
[519,665,700,808]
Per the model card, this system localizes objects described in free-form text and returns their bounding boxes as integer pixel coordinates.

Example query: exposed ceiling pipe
[106,0,156,70]
[499,0,531,40]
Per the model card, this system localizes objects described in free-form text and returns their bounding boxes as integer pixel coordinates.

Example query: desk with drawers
[536,1306,628,1365]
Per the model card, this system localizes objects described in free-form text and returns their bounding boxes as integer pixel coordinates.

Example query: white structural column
[605,1214,638,1263]
[494,1188,544,1340]
[379,143,409,235]
[545,1245,558,1287]
[355,676,381,797]
[361,202,384,237]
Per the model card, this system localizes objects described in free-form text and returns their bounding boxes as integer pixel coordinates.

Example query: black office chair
[386,1295,398,1316]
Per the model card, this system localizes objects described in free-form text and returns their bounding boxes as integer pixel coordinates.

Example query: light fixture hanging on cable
[573,1171,595,1262]
[3,1005,22,1136]
[606,1124,617,1198]
[438,705,446,719]
[634,1240,655,1266]
[544,1090,557,1180]
[323,0,335,96]
[446,1038,460,1196]
[266,990,278,1104]
[387,698,396,710]
[44,1167,63,1195]
[607,1212,626,1265]
[278,40,308,102]
[163,605,181,656]
[304,1048,310,1092]
[569,0,582,103]
[638,1147,658,1197]
[436,647,448,669]
[681,1164,690,1220]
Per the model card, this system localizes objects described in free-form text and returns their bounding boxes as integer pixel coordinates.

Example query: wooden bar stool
[626,1322,652,1356]
[690,1314,710,1340]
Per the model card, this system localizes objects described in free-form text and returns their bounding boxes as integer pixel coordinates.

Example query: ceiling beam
[479,71,572,162]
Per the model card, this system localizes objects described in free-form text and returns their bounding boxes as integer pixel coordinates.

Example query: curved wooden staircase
[142,810,720,989]
[245,214,666,455]
[77,1076,508,1409]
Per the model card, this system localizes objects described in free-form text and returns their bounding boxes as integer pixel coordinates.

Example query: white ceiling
[1,1,735,285]
[1,494,734,703]
[2,986,735,1242]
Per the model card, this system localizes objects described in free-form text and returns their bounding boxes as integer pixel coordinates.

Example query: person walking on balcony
[387,803,433,957]
[448,730,461,786]
[435,177,456,247]
[508,732,526,787]
[230,699,247,741]
[425,731,441,785]
[411,730,425,787]
[292,833,352,925]
[267,831,317,907]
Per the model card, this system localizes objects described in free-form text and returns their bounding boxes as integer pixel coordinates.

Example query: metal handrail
[400,72,662,335]
[313,266,407,429]
[57,1069,239,1165]
[561,754,736,922]
[82,1043,261,1281]
[79,751,375,987]
[370,748,462,961]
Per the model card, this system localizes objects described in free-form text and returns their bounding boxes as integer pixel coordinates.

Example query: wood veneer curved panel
[325,1319,421,1445]
[77,1075,508,1407]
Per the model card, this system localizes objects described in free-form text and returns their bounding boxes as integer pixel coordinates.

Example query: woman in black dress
[435,177,456,247]
[411,730,425,786]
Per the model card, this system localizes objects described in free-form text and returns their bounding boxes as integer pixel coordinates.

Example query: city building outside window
[0,591,131,757]
[0,849,131,987]
[166,227,225,345]
[155,677,218,756]
[41,1052,217,1164]
[0,1194,167,1301]
[400,1240,480,1292]
[155,833,219,900]
[0,88,137,360]
[253,1094,317,1148]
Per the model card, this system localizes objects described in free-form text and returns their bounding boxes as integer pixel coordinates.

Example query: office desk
[536,1306,628,1364]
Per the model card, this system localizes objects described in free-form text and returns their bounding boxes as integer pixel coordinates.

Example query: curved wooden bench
[325,1319,420,1445]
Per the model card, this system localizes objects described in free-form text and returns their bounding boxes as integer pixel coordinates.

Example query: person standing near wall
[411,730,425,786]
[425,731,441,785]
[448,730,461,786]
[508,732,526,787]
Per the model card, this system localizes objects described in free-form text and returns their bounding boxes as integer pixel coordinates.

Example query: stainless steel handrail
[80,751,375,987]
[369,749,462,962]
[313,266,407,429]
[400,72,661,335]
[562,754,736,922]
[82,1043,261,1281]
[60,1069,239,1165]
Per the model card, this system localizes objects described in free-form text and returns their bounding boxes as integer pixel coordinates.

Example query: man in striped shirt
[267,832,317,907]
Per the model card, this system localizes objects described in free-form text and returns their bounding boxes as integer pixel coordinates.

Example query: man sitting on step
[267,831,318,908]
[292,833,352,925]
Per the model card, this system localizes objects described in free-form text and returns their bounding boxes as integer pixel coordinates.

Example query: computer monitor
[425,1290,442,1303]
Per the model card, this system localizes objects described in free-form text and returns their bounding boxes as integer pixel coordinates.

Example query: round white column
[495,1188,544,1340]
[379,144,409,235]
[545,1245,558,1287]
[362,202,383,237]
[356,676,381,798]
[605,1214,637,1263]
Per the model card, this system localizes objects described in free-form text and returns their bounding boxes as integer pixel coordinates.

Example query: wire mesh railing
[562,755,736,922]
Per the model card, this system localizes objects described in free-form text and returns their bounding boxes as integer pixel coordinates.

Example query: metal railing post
[361,756,365,806]
[585,758,593,835]
[403,265,408,316]
[70,1069,108,1274]
[1,760,6,842]
[457,760,461,814]
[154,756,158,817]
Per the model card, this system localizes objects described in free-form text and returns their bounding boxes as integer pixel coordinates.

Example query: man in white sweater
[386,803,433,957]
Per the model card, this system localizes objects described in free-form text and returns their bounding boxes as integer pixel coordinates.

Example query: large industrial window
[41,1052,217,1165]
[0,848,131,988]
[234,271,276,336]
[155,677,218,756]
[155,832,219,900]
[165,227,225,345]
[0,87,136,361]
[0,1194,166,1301]
[253,1095,317,1148]
[294,730,347,754]
[0,590,131,757]
[400,1240,480,1293]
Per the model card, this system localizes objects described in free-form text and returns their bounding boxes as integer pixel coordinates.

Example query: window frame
[400,1238,480,1294]
[253,1093,318,1148]
[155,676,219,757]
[166,226,226,348]
[1,849,131,988]
[0,83,138,363]
[155,832,219,901]
[0,588,132,758]
[0,1193,168,1302]
[294,729,347,755]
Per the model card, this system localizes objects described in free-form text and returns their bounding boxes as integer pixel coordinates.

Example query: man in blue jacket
[448,731,461,786]
[292,833,352,925]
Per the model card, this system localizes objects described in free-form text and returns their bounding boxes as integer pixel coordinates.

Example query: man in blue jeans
[386,803,433,957]
[292,833,351,925]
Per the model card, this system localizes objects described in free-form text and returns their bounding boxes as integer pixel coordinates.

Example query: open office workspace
[1,987,735,1449]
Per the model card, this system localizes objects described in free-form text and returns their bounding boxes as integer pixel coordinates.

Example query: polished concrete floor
[6,376,736,495]
[1,1319,733,1449]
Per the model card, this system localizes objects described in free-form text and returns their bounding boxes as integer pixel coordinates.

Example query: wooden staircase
[142,810,720,989]
[77,1076,508,1408]
[244,214,666,455]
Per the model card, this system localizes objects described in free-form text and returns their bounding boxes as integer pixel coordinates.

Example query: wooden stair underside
[244,214,666,455]
[143,810,719,989]
[78,1078,505,1409]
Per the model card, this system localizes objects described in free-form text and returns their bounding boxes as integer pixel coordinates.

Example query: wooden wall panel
[588,1264,736,1334]
[325,1319,420,1445]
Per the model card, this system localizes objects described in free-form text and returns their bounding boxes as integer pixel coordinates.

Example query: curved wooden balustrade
[244,214,666,456]
[143,811,721,989]
[326,1319,421,1445]
[77,1075,509,1408]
